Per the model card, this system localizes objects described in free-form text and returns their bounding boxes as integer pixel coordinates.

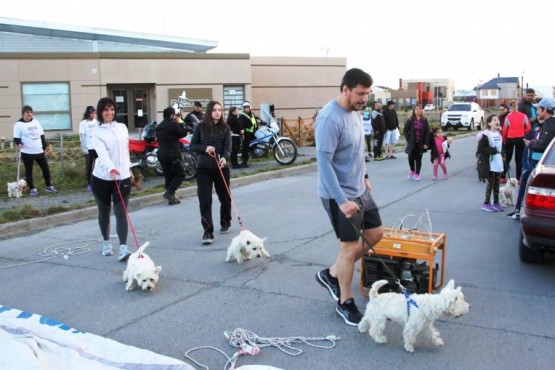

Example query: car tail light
[525,186,555,210]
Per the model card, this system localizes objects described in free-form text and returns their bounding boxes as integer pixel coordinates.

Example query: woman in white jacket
[91,97,134,261]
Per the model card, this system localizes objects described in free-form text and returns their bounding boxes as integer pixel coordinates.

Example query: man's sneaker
[414,174,421,181]
[481,203,495,212]
[118,245,131,262]
[336,298,363,326]
[374,156,385,161]
[102,241,113,256]
[202,232,214,245]
[316,269,340,302]
[390,155,397,159]
[407,171,415,180]
[219,226,230,234]
[29,188,38,196]
[507,210,520,220]
[45,185,57,193]
[492,203,504,212]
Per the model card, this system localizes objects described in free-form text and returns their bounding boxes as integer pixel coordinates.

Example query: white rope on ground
[184,328,340,370]
[0,234,119,269]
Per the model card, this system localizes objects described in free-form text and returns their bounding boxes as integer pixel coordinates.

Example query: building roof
[0,17,218,53]
[478,76,519,90]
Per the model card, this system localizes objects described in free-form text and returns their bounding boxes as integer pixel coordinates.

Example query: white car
[424,104,435,111]
[440,102,484,131]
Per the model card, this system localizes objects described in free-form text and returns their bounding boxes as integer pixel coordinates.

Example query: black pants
[241,133,255,164]
[91,176,131,245]
[407,145,424,174]
[504,137,525,180]
[85,149,97,185]
[485,172,501,204]
[373,132,384,157]
[21,152,52,190]
[196,167,232,234]
[159,156,185,194]
[231,136,241,165]
[365,134,372,154]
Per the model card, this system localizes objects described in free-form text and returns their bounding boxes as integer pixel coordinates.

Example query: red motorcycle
[129,127,196,181]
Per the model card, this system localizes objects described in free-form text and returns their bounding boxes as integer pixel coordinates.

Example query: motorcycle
[129,126,196,181]
[249,118,298,165]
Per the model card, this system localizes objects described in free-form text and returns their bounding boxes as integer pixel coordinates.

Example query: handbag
[394,128,400,141]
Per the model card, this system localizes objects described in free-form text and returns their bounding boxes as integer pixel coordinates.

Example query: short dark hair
[340,68,373,91]
[96,97,116,124]
[163,106,175,119]
[499,103,509,110]
[22,105,33,114]
[387,100,395,107]
[525,88,535,94]
[194,101,202,108]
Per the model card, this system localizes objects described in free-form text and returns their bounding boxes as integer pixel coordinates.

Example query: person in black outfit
[226,106,243,169]
[156,107,188,205]
[371,102,386,160]
[498,103,510,183]
[184,101,204,131]
[237,100,258,168]
[189,101,232,245]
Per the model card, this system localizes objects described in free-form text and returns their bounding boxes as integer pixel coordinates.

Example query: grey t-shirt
[315,99,366,205]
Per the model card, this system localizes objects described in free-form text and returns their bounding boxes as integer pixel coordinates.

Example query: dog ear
[262,237,267,242]
[446,279,455,289]
[155,266,162,274]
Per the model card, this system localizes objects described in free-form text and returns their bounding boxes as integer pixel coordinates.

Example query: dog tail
[138,241,150,253]
[369,280,388,299]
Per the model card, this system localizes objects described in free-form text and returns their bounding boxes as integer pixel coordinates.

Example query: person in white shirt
[13,105,57,196]
[78,105,98,191]
[90,97,134,261]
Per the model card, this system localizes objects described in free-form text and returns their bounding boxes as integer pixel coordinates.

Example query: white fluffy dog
[7,179,27,198]
[226,230,269,264]
[500,178,518,207]
[358,279,470,352]
[122,242,161,292]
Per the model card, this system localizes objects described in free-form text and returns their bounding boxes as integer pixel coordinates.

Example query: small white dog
[7,179,27,198]
[358,279,470,352]
[500,178,518,207]
[122,242,162,292]
[226,230,269,264]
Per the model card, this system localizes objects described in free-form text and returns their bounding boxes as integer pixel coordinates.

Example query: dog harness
[404,290,419,317]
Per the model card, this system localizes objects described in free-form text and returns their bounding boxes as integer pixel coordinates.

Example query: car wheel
[519,232,542,263]
[468,119,474,131]
[479,117,484,130]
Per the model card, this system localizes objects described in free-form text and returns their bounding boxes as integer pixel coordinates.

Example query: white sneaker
[118,245,131,262]
[102,241,113,256]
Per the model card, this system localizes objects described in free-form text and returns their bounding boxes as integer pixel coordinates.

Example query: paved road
[1,136,554,369]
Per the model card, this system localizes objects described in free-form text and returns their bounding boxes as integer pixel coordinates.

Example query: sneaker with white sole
[118,245,131,261]
[201,232,214,245]
[45,185,57,193]
[481,203,495,212]
[336,298,363,326]
[30,188,38,196]
[492,203,504,212]
[102,241,113,256]
[507,210,520,220]
[316,269,340,302]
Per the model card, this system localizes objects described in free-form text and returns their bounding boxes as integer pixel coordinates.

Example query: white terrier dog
[499,178,518,207]
[122,242,161,292]
[226,230,269,264]
[358,279,470,352]
[7,179,27,198]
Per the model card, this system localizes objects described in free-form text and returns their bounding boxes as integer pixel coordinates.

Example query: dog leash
[209,151,245,231]
[114,177,141,251]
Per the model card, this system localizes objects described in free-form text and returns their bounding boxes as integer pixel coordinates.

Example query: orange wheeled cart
[360,228,446,297]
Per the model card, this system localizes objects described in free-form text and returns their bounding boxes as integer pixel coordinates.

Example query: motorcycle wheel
[180,151,197,181]
[273,138,298,165]
[154,165,164,176]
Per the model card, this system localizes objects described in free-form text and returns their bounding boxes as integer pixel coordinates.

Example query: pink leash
[114,178,141,251]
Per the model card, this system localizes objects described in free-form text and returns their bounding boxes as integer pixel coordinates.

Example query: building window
[223,86,245,116]
[22,83,71,130]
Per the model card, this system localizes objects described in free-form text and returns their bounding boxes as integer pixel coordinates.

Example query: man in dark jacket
[238,100,258,167]
[518,88,538,176]
[382,101,399,159]
[371,102,386,160]
[184,101,204,131]
[156,107,188,205]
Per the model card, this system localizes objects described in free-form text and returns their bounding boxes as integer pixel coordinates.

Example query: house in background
[475,75,519,108]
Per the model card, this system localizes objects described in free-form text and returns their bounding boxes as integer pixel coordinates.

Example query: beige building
[0,17,345,140]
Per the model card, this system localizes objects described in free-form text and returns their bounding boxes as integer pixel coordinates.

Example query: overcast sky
[3,0,554,95]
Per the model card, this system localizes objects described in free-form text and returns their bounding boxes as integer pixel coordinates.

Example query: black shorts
[321,189,382,242]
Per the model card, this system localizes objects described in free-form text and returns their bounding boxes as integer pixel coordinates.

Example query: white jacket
[79,119,98,153]
[91,121,132,181]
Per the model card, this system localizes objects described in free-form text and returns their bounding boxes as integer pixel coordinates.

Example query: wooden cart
[360,228,446,297]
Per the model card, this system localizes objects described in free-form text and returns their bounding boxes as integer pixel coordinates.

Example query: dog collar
[404,290,419,317]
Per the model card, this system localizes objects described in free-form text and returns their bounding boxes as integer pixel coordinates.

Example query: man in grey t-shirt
[314,68,384,326]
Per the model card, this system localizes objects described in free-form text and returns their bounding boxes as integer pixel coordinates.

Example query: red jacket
[502,111,530,141]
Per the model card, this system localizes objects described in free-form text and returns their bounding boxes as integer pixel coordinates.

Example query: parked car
[440,102,484,131]
[424,104,435,111]
[519,137,555,263]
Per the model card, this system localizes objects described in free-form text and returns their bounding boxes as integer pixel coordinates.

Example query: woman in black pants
[403,104,431,181]
[189,101,232,245]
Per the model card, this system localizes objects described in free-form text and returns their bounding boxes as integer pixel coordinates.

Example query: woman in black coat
[403,104,431,181]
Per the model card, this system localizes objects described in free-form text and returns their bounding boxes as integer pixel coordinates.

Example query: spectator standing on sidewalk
[238,100,258,168]
[403,104,431,181]
[184,101,204,132]
[227,106,243,169]
[498,103,510,184]
[476,115,504,212]
[90,97,134,261]
[501,100,530,182]
[315,68,384,326]
[518,88,538,177]
[382,100,400,159]
[371,101,386,160]
[79,106,98,191]
[362,111,372,161]
[156,107,188,205]
[13,105,57,196]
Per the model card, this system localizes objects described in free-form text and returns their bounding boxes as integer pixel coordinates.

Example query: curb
[0,162,317,240]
